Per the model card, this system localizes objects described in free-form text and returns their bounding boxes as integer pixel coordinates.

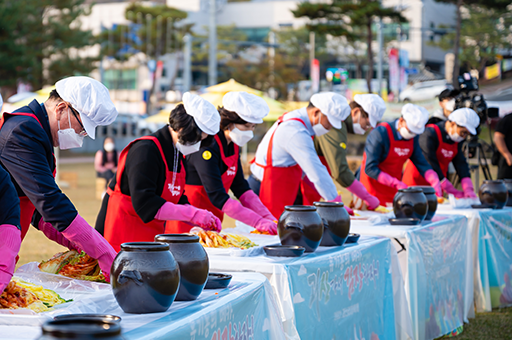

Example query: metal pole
[268,31,276,99]
[146,14,152,58]
[183,34,192,92]
[309,31,315,73]
[208,0,217,86]
[377,18,383,96]
[166,18,172,55]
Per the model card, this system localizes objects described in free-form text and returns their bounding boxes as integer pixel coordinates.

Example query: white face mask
[58,109,84,150]
[176,140,201,156]
[352,112,366,135]
[312,113,330,136]
[445,98,456,112]
[448,132,464,143]
[104,142,115,152]
[399,127,417,140]
[229,126,253,147]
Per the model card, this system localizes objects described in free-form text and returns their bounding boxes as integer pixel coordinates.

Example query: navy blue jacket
[358,120,432,180]
[0,166,20,229]
[0,100,77,232]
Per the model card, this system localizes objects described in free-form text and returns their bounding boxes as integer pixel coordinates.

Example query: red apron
[360,123,413,206]
[184,134,239,221]
[402,124,458,186]
[103,136,185,252]
[0,112,56,241]
[257,115,307,218]
[300,156,331,205]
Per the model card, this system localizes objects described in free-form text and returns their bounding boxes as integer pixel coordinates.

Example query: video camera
[455,74,499,134]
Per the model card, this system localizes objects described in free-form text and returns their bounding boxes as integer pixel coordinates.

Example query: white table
[351,214,471,340]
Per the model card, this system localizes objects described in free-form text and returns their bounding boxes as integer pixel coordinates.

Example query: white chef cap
[310,92,350,129]
[222,91,269,124]
[401,103,429,135]
[448,108,480,135]
[55,76,118,140]
[182,92,220,135]
[353,94,386,128]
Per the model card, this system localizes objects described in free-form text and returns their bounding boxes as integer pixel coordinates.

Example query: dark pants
[497,157,512,179]
[97,170,115,189]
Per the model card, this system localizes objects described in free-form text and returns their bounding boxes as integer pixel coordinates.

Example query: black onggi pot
[479,180,508,209]
[313,201,350,246]
[503,179,512,207]
[39,318,123,340]
[155,234,209,301]
[393,188,428,222]
[278,205,323,252]
[111,242,180,314]
[410,186,437,220]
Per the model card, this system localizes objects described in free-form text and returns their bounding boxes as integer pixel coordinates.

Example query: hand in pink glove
[61,214,117,283]
[38,219,81,252]
[239,190,276,221]
[440,179,464,198]
[424,169,443,197]
[222,198,277,235]
[377,171,407,190]
[461,177,477,198]
[156,203,222,232]
[346,179,380,210]
[0,225,21,293]
[327,195,354,215]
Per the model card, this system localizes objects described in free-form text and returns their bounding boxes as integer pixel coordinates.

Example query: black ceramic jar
[479,180,509,209]
[154,234,209,301]
[503,179,512,207]
[393,188,428,222]
[313,202,350,246]
[111,242,180,314]
[278,205,323,252]
[410,186,437,220]
[38,318,123,340]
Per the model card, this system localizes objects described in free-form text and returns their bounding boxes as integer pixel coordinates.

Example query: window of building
[104,69,137,90]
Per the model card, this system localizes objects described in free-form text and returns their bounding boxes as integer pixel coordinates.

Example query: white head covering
[448,108,480,135]
[353,94,386,128]
[55,76,118,140]
[401,103,429,135]
[310,92,350,129]
[222,91,269,124]
[182,92,220,135]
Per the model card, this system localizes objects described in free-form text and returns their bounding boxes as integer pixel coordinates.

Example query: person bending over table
[99,93,222,251]
[402,108,479,198]
[358,103,443,206]
[185,91,277,235]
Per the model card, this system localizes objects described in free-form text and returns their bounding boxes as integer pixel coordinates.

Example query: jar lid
[313,201,345,208]
[42,319,121,337]
[397,188,423,194]
[120,242,169,252]
[284,205,317,211]
[53,314,122,324]
[483,180,505,184]
[410,186,435,194]
[155,234,200,243]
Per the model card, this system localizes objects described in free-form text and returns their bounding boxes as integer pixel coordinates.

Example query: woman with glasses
[402,108,479,198]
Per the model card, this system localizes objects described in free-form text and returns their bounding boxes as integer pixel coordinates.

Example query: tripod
[456,137,493,189]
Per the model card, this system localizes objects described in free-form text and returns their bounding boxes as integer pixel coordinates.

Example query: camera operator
[427,89,460,125]
[403,108,479,198]
[494,113,512,179]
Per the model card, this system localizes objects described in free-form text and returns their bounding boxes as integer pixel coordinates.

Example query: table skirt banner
[478,209,512,309]
[405,215,468,340]
[287,237,396,340]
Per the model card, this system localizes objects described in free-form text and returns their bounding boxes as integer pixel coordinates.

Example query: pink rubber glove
[377,171,407,190]
[424,169,443,197]
[346,179,380,210]
[461,177,477,198]
[156,202,222,232]
[0,225,21,293]
[239,190,276,221]
[441,179,464,198]
[222,198,277,235]
[61,214,117,283]
[38,219,81,252]
[328,195,354,215]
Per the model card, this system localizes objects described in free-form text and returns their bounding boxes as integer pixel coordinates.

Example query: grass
[17,160,512,338]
